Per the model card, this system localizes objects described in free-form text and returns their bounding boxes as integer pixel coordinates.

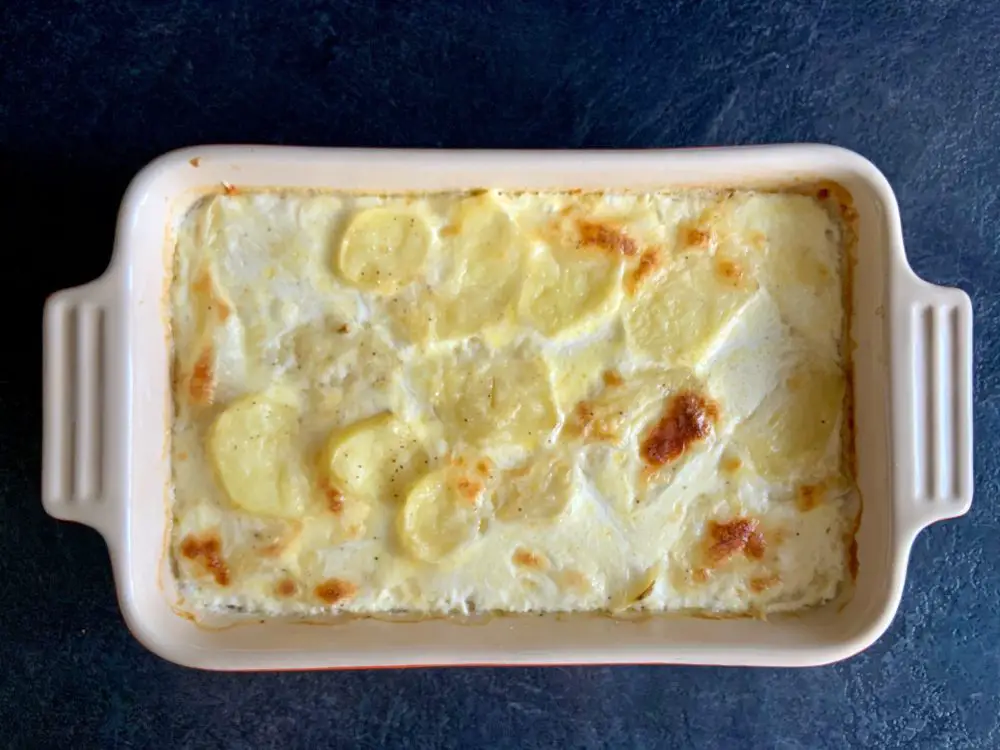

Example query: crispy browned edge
[163,178,860,628]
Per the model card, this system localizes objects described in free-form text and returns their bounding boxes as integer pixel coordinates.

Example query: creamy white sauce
[170,188,857,618]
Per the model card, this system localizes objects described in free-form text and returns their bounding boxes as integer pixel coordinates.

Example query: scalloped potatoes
[170,187,858,619]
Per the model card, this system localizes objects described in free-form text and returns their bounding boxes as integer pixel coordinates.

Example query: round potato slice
[208,393,310,519]
[519,244,623,338]
[398,468,485,562]
[337,208,431,294]
[624,254,757,369]
[735,357,845,481]
[435,195,526,340]
[495,455,574,522]
[407,342,558,450]
[320,412,426,505]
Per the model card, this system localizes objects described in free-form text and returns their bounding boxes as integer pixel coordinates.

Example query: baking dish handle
[42,271,125,539]
[891,270,973,538]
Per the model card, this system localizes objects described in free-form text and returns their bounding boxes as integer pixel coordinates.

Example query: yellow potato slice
[735,357,845,481]
[398,467,485,562]
[723,193,843,351]
[208,393,310,519]
[435,195,526,340]
[337,208,431,294]
[408,343,558,450]
[519,244,623,338]
[624,253,757,369]
[319,413,426,505]
[496,455,575,522]
[382,286,435,345]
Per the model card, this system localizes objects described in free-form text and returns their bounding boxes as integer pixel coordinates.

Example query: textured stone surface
[1,0,998,747]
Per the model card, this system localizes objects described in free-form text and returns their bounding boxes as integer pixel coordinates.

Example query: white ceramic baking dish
[41,145,973,670]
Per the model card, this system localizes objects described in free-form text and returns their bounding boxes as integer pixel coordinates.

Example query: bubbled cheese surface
[169,187,858,618]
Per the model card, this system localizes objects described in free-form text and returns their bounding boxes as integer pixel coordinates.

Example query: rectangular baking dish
[42,145,973,670]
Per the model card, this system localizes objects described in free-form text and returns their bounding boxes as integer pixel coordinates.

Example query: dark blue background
[2,1,998,747]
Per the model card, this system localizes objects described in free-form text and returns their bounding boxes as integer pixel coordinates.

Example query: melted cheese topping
[169,187,858,619]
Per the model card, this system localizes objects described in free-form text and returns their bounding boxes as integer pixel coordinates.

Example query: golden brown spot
[626,249,660,294]
[721,454,742,474]
[314,578,358,605]
[221,181,239,196]
[439,223,459,237]
[848,538,859,580]
[680,225,711,249]
[557,569,591,591]
[577,219,638,257]
[749,231,767,250]
[602,369,624,388]
[692,568,711,584]
[797,482,825,512]
[192,269,212,297]
[706,519,766,565]
[641,391,719,467]
[475,458,492,477]
[750,574,781,593]
[572,401,617,442]
[715,257,744,286]
[180,532,230,586]
[189,157,201,167]
[320,480,345,514]
[455,477,483,503]
[844,369,857,478]
[512,548,548,570]
[258,540,287,558]
[176,451,189,462]
[636,579,656,602]
[746,529,767,559]
[336,323,350,334]
[188,347,215,405]
[507,464,531,479]
[192,269,231,322]
[812,180,854,210]
[275,578,298,597]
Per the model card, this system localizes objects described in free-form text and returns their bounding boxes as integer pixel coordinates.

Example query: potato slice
[408,342,558,450]
[208,393,310,518]
[398,467,485,562]
[435,195,526,340]
[519,244,623,338]
[319,413,426,505]
[624,253,757,369]
[338,208,431,294]
[735,357,845,481]
[496,455,575,522]
[723,193,843,352]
